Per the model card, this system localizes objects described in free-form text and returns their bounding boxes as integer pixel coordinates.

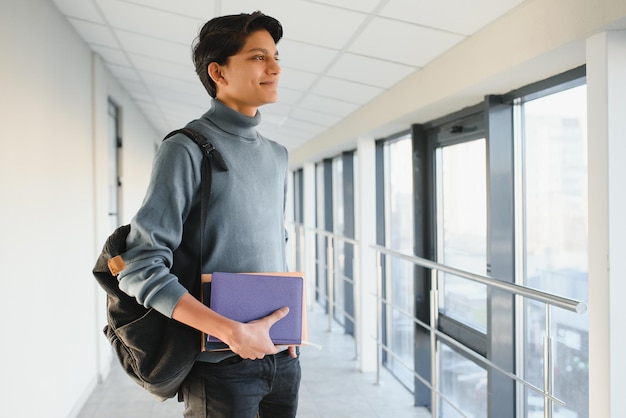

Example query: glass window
[439,343,487,418]
[382,135,415,390]
[437,139,488,331]
[293,169,304,224]
[332,156,345,326]
[519,84,588,418]
[315,163,327,307]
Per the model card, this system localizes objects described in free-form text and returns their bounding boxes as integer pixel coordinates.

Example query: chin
[263,95,279,105]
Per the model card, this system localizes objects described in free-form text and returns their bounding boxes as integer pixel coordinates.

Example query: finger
[288,346,297,358]
[265,306,289,325]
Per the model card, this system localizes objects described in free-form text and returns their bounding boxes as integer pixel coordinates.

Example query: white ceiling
[51,0,525,151]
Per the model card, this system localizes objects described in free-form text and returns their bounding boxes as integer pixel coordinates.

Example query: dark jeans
[181,350,301,418]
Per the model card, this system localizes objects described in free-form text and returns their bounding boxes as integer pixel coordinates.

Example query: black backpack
[92,127,227,401]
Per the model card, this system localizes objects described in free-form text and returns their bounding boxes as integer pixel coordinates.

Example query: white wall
[0,1,159,417]
[587,30,626,418]
[91,47,161,399]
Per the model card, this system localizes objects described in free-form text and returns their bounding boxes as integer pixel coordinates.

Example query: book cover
[201,272,306,351]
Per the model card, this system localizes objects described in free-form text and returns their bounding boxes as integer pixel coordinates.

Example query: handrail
[372,244,587,418]
[371,244,587,314]
[289,224,360,358]
[308,225,360,246]
[287,222,589,418]
[290,224,588,315]
[375,290,566,406]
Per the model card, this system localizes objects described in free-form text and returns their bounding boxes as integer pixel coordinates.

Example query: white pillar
[302,162,317,311]
[356,137,378,373]
[587,30,626,418]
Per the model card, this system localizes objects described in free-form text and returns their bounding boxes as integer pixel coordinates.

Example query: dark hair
[192,11,283,98]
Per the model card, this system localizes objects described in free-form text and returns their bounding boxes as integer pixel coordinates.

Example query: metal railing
[373,245,586,418]
[287,222,588,418]
[289,223,360,360]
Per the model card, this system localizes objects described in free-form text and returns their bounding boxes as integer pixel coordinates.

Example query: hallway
[76,307,431,418]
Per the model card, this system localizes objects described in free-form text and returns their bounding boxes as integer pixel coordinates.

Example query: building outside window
[381,135,416,391]
[519,83,589,418]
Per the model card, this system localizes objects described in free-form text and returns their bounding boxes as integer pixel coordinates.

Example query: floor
[76,307,431,418]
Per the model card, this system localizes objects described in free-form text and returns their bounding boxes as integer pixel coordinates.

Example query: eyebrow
[246,47,279,56]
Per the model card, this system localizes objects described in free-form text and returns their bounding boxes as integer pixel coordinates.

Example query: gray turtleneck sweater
[118,99,289,319]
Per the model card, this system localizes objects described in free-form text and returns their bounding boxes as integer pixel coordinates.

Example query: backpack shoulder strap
[164,128,228,172]
[162,127,226,295]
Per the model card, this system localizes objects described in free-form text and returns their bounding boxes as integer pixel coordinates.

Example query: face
[212,29,281,117]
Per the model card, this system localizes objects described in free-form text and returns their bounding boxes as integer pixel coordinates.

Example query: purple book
[205,272,305,349]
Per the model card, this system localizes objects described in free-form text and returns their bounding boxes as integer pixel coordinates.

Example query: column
[587,30,626,418]
[356,137,378,372]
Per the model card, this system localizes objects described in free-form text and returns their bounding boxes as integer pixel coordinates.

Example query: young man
[116,11,300,418]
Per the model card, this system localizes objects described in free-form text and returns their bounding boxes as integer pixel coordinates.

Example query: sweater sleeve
[117,138,201,318]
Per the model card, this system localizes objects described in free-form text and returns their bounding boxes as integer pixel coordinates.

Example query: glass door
[435,136,488,417]
[436,138,488,331]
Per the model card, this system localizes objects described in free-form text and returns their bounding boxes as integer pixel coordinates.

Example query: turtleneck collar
[203,99,261,141]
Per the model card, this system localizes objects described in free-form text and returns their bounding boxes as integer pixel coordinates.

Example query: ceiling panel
[91,44,132,67]
[113,29,192,63]
[127,54,197,83]
[277,39,339,73]
[285,118,326,134]
[298,94,360,117]
[278,68,318,92]
[141,73,203,102]
[119,0,217,19]
[150,87,209,110]
[158,101,207,119]
[327,53,417,88]
[221,0,369,49]
[274,88,305,106]
[313,77,384,104]
[52,0,105,23]
[310,0,381,13]
[259,110,289,126]
[379,0,525,34]
[106,62,141,83]
[117,79,150,97]
[96,0,201,44]
[67,18,118,48]
[349,17,465,67]
[51,0,527,151]
[290,107,343,127]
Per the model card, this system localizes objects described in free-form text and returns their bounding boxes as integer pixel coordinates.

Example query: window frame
[506,66,587,418]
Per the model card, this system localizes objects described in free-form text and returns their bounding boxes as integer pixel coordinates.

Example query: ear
[208,62,226,85]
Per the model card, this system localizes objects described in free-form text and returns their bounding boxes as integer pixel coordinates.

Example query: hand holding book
[224,306,291,360]
[201,272,310,352]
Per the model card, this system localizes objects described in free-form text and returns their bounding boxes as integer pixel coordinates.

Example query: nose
[269,57,281,75]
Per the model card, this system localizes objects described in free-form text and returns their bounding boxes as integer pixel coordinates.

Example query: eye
[254,55,265,61]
